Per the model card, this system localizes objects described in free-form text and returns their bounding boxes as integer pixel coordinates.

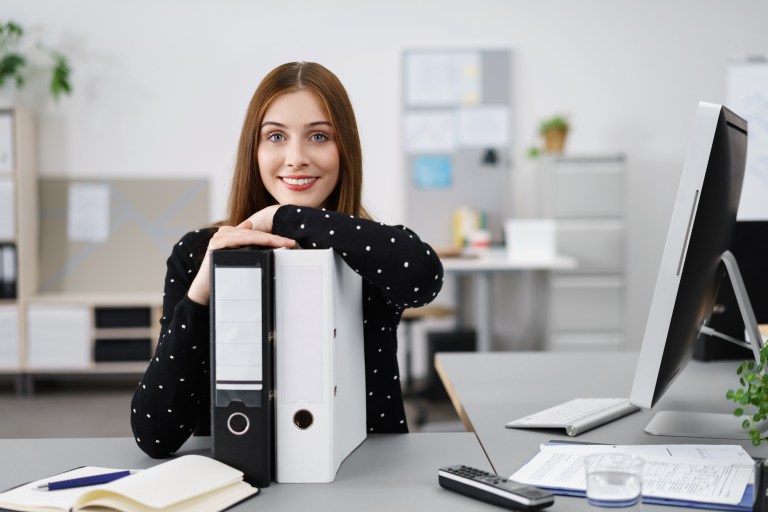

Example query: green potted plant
[727,344,768,445]
[539,115,569,153]
[0,20,72,101]
[526,115,570,158]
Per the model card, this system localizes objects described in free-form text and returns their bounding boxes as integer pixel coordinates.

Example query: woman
[131,62,444,458]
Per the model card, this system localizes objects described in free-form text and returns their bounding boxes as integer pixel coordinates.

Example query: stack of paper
[510,444,755,511]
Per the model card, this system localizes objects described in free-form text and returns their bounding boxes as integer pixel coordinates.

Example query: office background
[2,0,768,356]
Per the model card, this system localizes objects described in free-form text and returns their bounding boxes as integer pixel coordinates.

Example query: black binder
[210,247,274,487]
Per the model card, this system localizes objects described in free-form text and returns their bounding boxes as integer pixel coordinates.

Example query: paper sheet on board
[67,182,111,243]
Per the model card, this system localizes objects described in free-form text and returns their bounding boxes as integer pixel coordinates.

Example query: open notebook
[0,454,258,512]
[506,398,640,436]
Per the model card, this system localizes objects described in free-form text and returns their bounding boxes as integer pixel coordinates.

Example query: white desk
[435,351,768,511]
[0,434,496,511]
[441,248,576,351]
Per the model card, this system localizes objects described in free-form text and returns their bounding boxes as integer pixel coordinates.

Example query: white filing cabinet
[540,154,626,350]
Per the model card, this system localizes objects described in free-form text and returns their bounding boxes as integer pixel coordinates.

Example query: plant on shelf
[0,20,72,101]
[726,343,768,446]
[527,115,570,158]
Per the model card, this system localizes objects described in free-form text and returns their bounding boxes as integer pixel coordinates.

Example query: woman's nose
[286,140,309,169]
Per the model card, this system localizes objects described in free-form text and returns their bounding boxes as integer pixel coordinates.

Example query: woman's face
[257,89,340,209]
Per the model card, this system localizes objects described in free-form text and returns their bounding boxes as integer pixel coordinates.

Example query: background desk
[0,434,501,511]
[441,249,577,351]
[436,351,768,511]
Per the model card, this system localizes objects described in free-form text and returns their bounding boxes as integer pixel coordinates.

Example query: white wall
[3,0,768,351]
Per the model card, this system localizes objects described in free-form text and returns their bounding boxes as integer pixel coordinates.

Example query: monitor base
[645,411,768,439]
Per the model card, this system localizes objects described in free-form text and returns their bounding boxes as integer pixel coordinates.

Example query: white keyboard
[506,398,639,436]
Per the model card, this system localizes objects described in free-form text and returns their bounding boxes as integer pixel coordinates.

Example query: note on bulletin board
[404,52,482,107]
[403,111,457,153]
[728,60,768,220]
[412,156,453,189]
[456,106,510,148]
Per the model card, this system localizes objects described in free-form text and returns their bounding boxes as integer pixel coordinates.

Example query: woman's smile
[279,175,320,190]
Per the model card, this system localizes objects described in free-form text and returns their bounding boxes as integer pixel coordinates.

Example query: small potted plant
[539,115,570,154]
[727,344,768,445]
[0,20,72,101]
[526,115,571,158]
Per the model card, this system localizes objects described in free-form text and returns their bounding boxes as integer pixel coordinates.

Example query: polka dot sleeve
[130,228,215,458]
[272,206,444,310]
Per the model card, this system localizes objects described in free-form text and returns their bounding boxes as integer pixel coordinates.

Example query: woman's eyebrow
[261,121,332,129]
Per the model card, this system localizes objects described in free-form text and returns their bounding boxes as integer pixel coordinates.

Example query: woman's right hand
[187,224,296,306]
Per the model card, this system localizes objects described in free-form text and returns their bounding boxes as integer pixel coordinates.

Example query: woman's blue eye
[311,133,328,142]
[267,133,284,142]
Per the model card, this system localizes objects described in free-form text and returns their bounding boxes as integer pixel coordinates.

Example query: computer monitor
[628,101,763,439]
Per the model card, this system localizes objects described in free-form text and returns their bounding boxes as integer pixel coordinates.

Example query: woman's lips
[280,176,318,191]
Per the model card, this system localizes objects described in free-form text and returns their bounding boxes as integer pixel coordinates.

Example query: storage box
[504,219,557,261]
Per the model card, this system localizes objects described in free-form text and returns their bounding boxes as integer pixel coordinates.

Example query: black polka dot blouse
[131,205,444,458]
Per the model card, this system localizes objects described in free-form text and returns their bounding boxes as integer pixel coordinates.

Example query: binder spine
[275,249,366,483]
[275,250,334,482]
[210,248,274,487]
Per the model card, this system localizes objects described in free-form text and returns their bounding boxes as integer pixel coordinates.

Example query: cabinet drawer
[549,275,624,330]
[94,338,152,362]
[550,163,624,218]
[27,303,91,369]
[556,221,624,272]
[95,306,152,328]
[0,305,19,368]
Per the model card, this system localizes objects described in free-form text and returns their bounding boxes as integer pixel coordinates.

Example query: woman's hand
[237,204,282,233]
[187,217,296,306]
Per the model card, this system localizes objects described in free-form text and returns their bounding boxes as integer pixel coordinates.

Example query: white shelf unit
[540,154,627,350]
[0,108,37,377]
[0,116,210,392]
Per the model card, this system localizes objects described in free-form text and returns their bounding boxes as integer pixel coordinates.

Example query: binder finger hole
[293,409,313,429]
[227,412,250,435]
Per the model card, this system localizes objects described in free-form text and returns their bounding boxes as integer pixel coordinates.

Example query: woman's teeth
[283,177,316,185]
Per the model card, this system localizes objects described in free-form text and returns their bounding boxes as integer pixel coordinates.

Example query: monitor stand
[645,250,767,439]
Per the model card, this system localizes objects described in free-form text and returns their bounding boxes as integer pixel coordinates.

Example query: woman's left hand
[238,205,282,233]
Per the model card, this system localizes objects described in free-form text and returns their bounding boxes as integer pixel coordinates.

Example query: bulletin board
[402,49,512,249]
[727,58,768,220]
[38,178,210,294]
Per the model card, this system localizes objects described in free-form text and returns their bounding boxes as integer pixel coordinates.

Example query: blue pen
[33,470,134,491]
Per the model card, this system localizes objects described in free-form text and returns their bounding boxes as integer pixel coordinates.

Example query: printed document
[510,444,754,506]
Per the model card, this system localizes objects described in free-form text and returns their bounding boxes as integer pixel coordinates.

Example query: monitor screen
[629,102,758,437]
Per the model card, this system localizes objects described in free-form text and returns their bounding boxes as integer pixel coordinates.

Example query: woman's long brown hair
[225,62,368,225]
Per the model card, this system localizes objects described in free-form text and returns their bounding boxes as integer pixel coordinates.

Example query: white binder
[274,249,366,483]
